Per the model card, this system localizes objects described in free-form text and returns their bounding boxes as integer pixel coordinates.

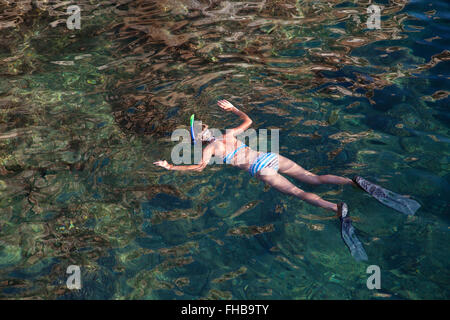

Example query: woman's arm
[154,143,215,172]
[153,161,202,171]
[218,100,252,136]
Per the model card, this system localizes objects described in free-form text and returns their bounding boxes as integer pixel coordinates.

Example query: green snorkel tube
[190,114,196,144]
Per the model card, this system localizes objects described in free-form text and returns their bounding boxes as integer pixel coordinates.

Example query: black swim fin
[353,176,421,216]
[338,203,368,262]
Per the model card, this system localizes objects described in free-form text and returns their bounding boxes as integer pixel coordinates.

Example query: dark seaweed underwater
[0,0,449,299]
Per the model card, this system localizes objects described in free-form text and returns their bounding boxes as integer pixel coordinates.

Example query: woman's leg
[257,169,338,213]
[278,155,354,186]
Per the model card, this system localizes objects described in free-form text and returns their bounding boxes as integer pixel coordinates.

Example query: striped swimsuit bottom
[249,152,279,176]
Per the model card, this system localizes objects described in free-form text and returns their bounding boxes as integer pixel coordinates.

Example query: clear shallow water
[0,0,448,299]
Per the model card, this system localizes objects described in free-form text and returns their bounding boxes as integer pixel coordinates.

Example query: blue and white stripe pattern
[223,144,247,164]
[249,152,279,176]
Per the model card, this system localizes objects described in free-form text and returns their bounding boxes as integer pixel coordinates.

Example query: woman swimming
[154,99,354,217]
[154,100,421,261]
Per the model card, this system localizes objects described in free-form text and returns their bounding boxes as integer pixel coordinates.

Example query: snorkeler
[154,100,420,261]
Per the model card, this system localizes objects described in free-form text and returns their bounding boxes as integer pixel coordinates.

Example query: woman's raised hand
[217,99,236,112]
[153,160,172,170]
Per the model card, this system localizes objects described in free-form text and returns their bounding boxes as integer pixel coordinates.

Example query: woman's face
[199,124,213,142]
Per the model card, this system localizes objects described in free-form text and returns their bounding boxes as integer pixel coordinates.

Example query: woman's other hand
[153,160,172,170]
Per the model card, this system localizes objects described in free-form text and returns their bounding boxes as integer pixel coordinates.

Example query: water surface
[0,0,449,299]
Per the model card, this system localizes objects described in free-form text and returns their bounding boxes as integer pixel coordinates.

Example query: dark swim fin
[338,203,368,262]
[353,176,421,216]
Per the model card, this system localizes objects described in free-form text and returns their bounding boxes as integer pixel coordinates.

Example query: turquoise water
[0,0,448,299]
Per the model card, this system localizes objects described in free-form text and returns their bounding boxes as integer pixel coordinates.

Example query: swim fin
[353,176,421,216]
[338,203,368,262]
